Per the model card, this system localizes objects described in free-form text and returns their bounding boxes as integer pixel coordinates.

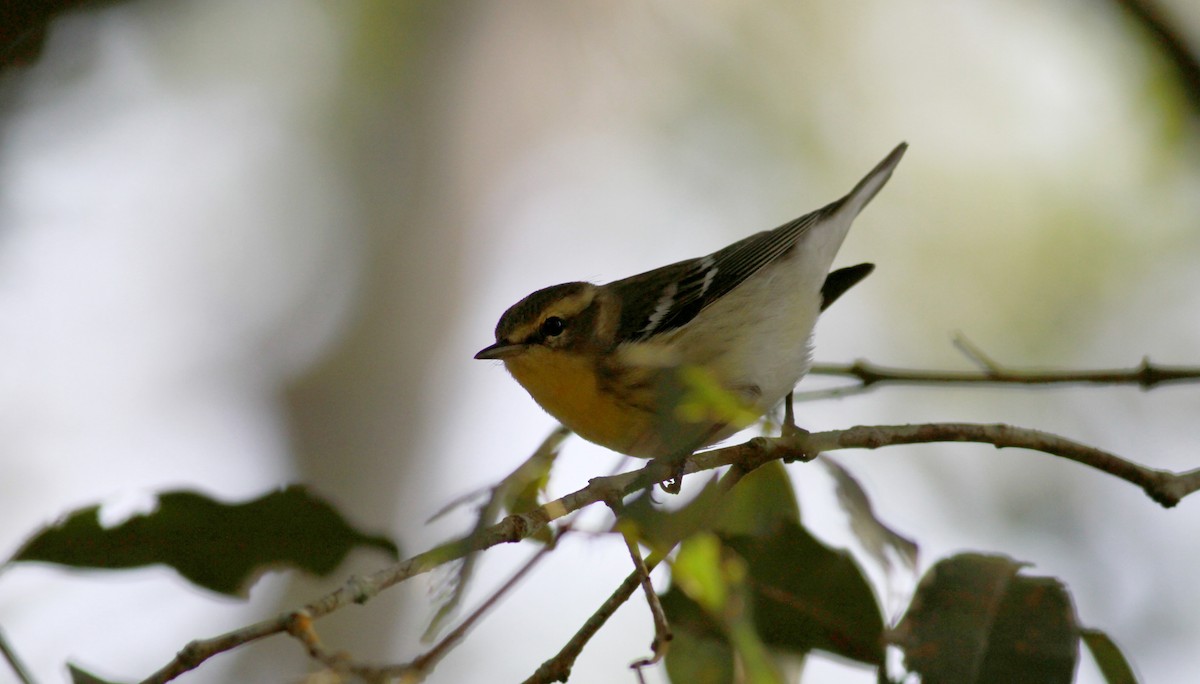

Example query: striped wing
[609,201,839,342]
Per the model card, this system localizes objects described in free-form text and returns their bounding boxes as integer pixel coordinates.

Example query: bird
[476,143,906,488]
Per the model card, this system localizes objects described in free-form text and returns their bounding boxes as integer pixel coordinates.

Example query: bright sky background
[2,1,1199,683]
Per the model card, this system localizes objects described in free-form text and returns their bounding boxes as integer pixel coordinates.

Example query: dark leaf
[1,0,116,70]
[669,534,786,684]
[620,475,725,556]
[978,575,1077,683]
[663,624,736,684]
[895,553,1079,684]
[894,552,1021,681]
[661,523,880,680]
[714,460,800,537]
[1082,629,1140,684]
[11,486,398,597]
[621,460,800,557]
[726,522,884,666]
[661,584,726,643]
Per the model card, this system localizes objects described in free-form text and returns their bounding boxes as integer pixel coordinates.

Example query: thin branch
[425,427,570,638]
[808,356,1200,391]
[283,611,344,673]
[380,541,556,680]
[523,555,659,684]
[139,421,1199,683]
[138,520,542,684]
[802,423,1200,508]
[951,332,1003,372]
[524,465,752,684]
[286,538,559,683]
[0,625,35,684]
[616,519,671,669]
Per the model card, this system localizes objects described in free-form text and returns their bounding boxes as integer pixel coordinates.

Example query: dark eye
[540,316,566,338]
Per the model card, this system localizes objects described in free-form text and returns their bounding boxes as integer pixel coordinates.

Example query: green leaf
[655,486,880,680]
[11,486,398,597]
[676,366,760,428]
[620,460,800,557]
[661,584,726,643]
[714,461,800,537]
[662,587,796,684]
[725,522,884,666]
[670,534,785,684]
[619,476,726,556]
[500,426,567,518]
[499,426,567,545]
[895,553,1079,684]
[68,663,128,684]
[727,617,787,684]
[673,534,731,614]
[1082,629,1139,684]
[664,626,736,684]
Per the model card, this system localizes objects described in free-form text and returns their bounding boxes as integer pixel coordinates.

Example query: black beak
[474,341,525,360]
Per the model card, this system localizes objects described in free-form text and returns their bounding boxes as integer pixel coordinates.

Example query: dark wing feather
[609,200,841,342]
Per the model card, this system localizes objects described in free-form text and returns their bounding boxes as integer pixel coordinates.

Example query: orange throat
[503,350,657,457]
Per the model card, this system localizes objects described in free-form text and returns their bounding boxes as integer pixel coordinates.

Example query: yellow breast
[503,349,662,457]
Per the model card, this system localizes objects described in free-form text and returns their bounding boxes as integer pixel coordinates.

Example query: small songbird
[476,143,906,481]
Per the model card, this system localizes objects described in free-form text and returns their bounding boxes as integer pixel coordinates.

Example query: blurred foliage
[653,469,885,677]
[0,0,110,69]
[620,465,1139,683]
[10,486,397,597]
[424,427,568,640]
[1082,629,1140,684]
[894,553,1078,684]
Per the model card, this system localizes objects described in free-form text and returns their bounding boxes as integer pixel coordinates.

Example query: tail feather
[840,142,907,219]
[820,263,875,311]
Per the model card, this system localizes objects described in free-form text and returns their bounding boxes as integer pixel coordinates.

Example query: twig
[951,332,1002,372]
[808,356,1200,390]
[425,427,570,638]
[613,513,671,669]
[0,625,35,684]
[523,555,660,684]
[803,423,1200,508]
[288,537,559,676]
[382,541,556,680]
[283,611,345,673]
[524,466,752,684]
[139,422,1198,682]
[263,540,560,683]
[138,521,541,684]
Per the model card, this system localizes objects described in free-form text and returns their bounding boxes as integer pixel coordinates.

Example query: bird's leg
[657,416,737,494]
[782,391,802,435]
[780,391,814,462]
[659,455,688,494]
